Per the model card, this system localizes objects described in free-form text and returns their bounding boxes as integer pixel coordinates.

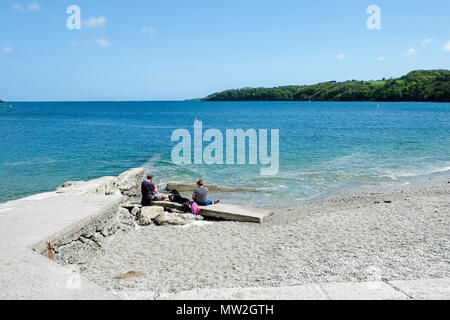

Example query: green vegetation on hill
[205,70,450,102]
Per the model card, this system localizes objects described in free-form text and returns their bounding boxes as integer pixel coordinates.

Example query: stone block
[140,206,164,220]
[154,211,203,226]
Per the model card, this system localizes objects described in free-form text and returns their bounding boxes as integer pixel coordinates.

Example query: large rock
[130,206,141,217]
[118,207,135,227]
[154,211,203,226]
[138,206,164,226]
[138,216,153,226]
[118,167,145,197]
[140,206,164,220]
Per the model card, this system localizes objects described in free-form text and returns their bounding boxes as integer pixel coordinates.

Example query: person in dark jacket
[141,174,168,206]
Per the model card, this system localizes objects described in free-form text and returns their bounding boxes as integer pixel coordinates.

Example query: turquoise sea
[1,101,450,206]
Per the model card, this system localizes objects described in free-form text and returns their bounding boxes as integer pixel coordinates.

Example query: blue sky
[0,0,449,101]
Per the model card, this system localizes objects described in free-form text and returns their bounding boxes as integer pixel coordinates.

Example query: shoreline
[296,169,450,207]
[1,166,449,299]
[3,163,450,209]
[79,171,450,298]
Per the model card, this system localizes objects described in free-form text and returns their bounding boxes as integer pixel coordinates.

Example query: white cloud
[142,26,157,38]
[13,2,40,12]
[69,41,81,47]
[403,48,416,57]
[377,56,385,62]
[1,46,14,55]
[336,53,345,59]
[443,40,450,52]
[84,16,107,28]
[421,38,434,46]
[27,2,40,11]
[96,39,110,47]
[12,3,24,12]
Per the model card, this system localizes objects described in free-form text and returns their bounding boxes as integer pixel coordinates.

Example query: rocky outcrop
[118,167,145,197]
[130,206,141,217]
[138,216,153,226]
[137,207,163,226]
[56,167,145,200]
[154,211,203,226]
[56,176,119,196]
[139,206,164,222]
[35,167,211,267]
[118,207,137,228]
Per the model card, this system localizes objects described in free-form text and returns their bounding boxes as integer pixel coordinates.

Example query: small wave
[381,165,450,180]
[143,154,164,169]
[432,166,450,173]
[324,151,373,168]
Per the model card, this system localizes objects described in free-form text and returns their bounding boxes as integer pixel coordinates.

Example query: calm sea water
[1,101,449,206]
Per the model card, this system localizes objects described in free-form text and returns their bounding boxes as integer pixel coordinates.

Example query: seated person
[141,174,169,205]
[192,179,219,206]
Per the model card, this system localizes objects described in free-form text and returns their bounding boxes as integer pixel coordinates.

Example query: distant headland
[204,70,450,102]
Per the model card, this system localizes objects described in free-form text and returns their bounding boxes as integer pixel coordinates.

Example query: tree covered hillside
[205,70,450,102]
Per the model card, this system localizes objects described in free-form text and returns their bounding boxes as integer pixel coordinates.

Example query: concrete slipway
[0,170,449,300]
[0,192,120,299]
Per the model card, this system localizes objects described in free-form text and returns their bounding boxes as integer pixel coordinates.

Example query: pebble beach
[81,173,450,298]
